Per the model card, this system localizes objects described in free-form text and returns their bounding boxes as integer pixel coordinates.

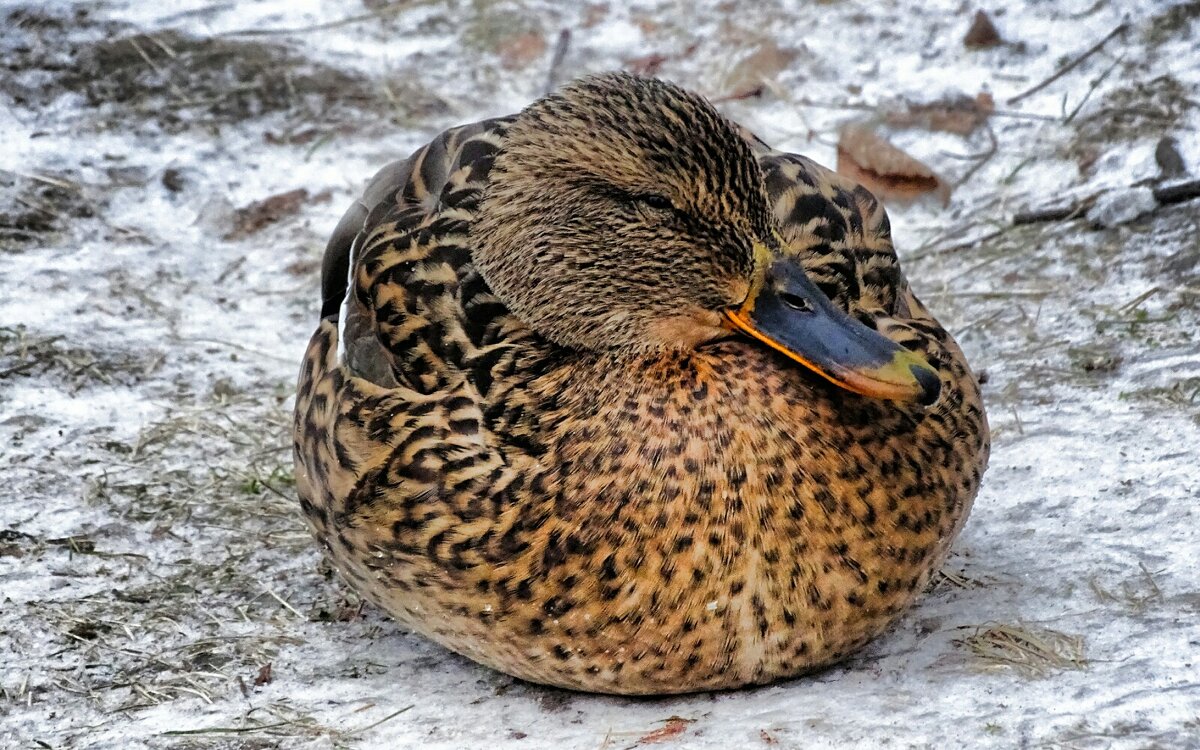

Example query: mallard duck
[293,73,989,695]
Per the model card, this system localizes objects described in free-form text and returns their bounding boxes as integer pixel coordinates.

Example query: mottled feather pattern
[294,80,988,694]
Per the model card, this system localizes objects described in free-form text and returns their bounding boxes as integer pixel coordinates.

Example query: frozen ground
[2,0,1199,747]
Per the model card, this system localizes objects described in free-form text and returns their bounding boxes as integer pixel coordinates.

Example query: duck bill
[724,256,941,405]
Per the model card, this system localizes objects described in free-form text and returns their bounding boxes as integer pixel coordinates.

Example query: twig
[1152,178,1200,206]
[221,1,411,36]
[545,29,571,95]
[169,335,295,364]
[13,194,66,220]
[0,169,80,190]
[1118,287,1160,313]
[790,96,1058,122]
[264,588,304,619]
[162,719,301,736]
[1011,178,1200,227]
[126,37,190,103]
[345,704,414,735]
[1007,22,1128,105]
[932,290,1052,299]
[907,227,1007,262]
[951,125,998,188]
[1064,53,1124,123]
[1012,202,1090,226]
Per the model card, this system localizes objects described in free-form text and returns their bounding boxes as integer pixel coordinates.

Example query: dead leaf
[582,3,609,29]
[625,53,669,77]
[638,716,695,744]
[837,125,949,205]
[225,188,329,240]
[498,31,547,70]
[1155,136,1186,177]
[964,10,1003,49]
[1075,145,1100,175]
[284,257,320,277]
[264,127,325,146]
[632,15,660,35]
[724,40,798,99]
[712,85,767,103]
[253,663,273,686]
[886,92,995,135]
[759,729,778,744]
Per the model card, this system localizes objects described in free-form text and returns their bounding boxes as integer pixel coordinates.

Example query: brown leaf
[1155,136,1186,177]
[759,729,778,744]
[264,127,324,146]
[886,92,995,135]
[498,31,547,70]
[1075,145,1100,175]
[582,3,609,29]
[625,53,669,77]
[964,10,1003,49]
[712,85,765,103]
[638,716,695,744]
[724,40,798,98]
[226,188,308,239]
[632,15,660,35]
[253,663,273,686]
[837,125,949,205]
[284,257,320,277]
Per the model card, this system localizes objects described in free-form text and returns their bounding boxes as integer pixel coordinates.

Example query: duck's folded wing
[318,118,513,388]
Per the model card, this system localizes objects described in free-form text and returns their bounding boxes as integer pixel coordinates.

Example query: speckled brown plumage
[293,73,989,695]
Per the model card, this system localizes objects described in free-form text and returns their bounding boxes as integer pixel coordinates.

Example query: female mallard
[294,73,988,695]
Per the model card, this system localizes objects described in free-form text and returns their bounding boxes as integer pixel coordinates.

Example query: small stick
[264,588,304,619]
[13,194,66,220]
[1064,53,1123,123]
[1011,203,1087,225]
[1012,179,1200,226]
[346,704,415,735]
[791,96,1058,122]
[545,29,571,95]
[933,290,1052,299]
[952,126,998,188]
[907,227,1007,262]
[1152,178,1200,205]
[1007,22,1128,105]
[0,169,80,190]
[221,2,411,36]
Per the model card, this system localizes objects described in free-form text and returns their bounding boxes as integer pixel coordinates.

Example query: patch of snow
[1086,186,1158,228]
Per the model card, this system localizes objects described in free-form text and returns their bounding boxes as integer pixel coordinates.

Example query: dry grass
[2,376,362,740]
[929,567,985,591]
[956,624,1088,677]
[1,7,450,140]
[0,325,165,391]
[1089,564,1165,614]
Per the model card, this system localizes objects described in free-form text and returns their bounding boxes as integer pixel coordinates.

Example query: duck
[293,72,989,696]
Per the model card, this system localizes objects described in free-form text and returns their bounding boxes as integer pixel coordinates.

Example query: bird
[293,72,989,696]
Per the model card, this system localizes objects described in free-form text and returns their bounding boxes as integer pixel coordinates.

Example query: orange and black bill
[725,256,941,405]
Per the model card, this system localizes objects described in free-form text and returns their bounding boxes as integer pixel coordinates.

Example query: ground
[2,1,1199,748]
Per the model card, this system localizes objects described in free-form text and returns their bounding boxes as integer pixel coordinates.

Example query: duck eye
[779,292,813,313]
[636,194,674,212]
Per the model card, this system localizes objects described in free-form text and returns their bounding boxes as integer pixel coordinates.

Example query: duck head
[473,73,939,405]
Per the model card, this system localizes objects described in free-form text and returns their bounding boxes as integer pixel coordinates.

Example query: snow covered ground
[3,0,1199,747]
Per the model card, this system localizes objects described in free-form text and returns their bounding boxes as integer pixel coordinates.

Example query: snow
[3,0,1200,748]
[1087,186,1158,227]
